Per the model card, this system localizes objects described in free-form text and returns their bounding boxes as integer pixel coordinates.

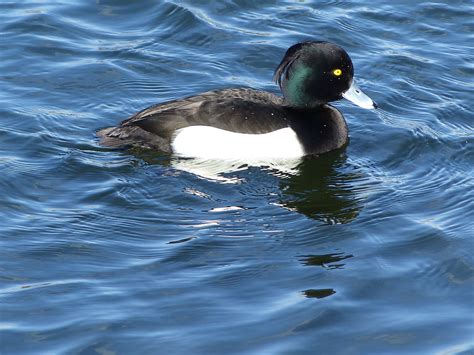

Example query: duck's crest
[273,41,321,89]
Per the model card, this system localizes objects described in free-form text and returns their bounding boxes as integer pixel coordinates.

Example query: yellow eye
[333,69,342,76]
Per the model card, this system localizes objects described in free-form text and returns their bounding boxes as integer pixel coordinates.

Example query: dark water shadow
[302,288,336,299]
[298,252,353,299]
[299,252,353,270]
[277,150,364,225]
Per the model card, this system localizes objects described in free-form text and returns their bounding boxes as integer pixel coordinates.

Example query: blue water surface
[1,1,473,354]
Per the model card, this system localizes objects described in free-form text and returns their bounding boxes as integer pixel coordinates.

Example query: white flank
[172,126,305,159]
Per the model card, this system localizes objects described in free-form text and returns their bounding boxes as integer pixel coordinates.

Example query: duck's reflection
[298,252,353,299]
[299,253,353,270]
[128,149,362,300]
[130,146,364,224]
[302,288,336,299]
[277,150,364,224]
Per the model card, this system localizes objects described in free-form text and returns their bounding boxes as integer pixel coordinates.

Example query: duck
[97,41,376,159]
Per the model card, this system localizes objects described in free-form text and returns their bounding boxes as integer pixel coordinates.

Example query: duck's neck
[283,66,313,108]
[286,106,348,155]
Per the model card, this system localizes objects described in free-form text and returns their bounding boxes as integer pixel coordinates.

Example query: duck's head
[274,41,376,110]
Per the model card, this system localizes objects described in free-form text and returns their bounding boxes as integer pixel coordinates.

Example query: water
[1,1,473,354]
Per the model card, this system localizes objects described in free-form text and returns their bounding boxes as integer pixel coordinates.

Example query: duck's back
[97,88,289,152]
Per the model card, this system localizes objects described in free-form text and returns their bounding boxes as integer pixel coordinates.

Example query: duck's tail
[96,127,129,148]
[96,125,171,152]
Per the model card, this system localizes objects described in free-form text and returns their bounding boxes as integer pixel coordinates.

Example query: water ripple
[1,1,473,353]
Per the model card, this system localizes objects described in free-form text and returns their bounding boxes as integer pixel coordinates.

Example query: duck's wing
[123,88,289,138]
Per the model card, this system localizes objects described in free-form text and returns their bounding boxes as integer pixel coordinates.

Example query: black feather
[273,44,301,88]
[273,42,321,88]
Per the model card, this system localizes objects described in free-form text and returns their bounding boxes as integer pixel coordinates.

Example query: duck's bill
[342,80,377,109]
